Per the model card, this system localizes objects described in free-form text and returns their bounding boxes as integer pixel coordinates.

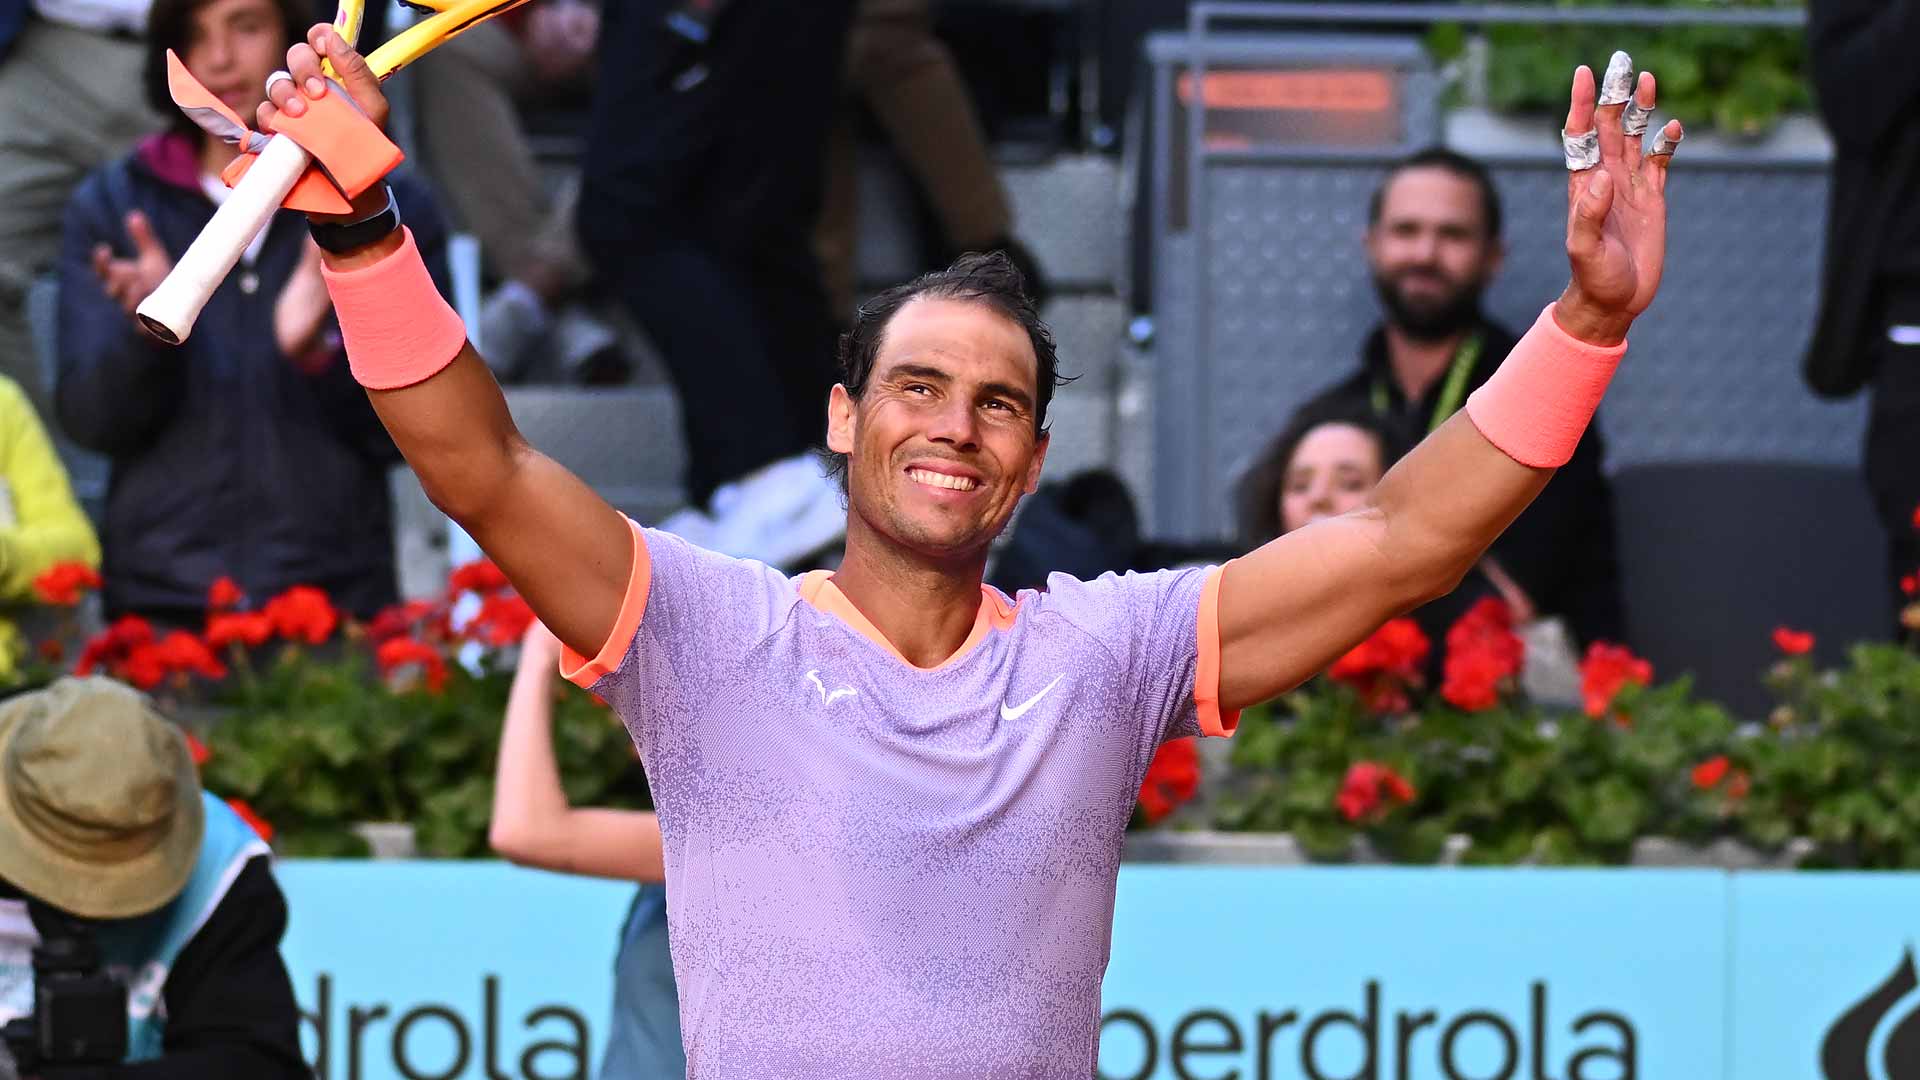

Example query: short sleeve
[561,521,797,717]
[1030,563,1240,747]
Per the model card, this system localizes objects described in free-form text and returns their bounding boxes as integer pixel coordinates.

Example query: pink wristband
[1463,303,1627,469]
[319,227,467,390]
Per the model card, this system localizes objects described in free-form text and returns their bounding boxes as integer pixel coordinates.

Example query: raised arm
[258,26,630,659]
[1216,56,1682,711]
[489,621,666,882]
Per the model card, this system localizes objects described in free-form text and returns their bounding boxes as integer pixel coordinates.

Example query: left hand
[275,238,332,360]
[1555,58,1684,346]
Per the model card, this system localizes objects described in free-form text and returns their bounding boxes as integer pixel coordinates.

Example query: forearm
[490,656,574,854]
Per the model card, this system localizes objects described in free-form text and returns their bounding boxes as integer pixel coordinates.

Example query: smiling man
[257,26,1682,1078]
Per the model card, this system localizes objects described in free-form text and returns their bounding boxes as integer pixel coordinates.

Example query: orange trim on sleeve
[560,517,652,689]
[1195,563,1240,737]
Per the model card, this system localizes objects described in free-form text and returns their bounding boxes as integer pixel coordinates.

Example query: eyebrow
[882,362,1035,413]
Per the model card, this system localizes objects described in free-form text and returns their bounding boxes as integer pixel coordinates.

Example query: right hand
[258,24,392,221]
[91,210,173,317]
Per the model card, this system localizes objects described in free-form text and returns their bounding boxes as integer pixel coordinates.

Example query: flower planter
[1124,830,1471,867]
[351,822,418,860]
[1627,836,1815,870]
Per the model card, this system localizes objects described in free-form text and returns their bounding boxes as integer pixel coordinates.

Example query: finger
[313,24,387,128]
[256,99,280,131]
[91,245,115,280]
[1621,71,1655,174]
[1563,65,1598,199]
[1567,167,1614,268]
[125,210,162,258]
[1646,119,1684,193]
[264,67,303,118]
[288,36,325,91]
[1593,50,1634,168]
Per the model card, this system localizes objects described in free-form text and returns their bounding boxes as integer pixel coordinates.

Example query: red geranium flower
[184,732,211,768]
[150,631,228,680]
[447,559,510,595]
[263,586,339,645]
[1437,598,1524,714]
[75,615,155,677]
[206,576,244,611]
[1911,503,1920,532]
[1136,737,1201,825]
[32,562,101,606]
[226,799,274,843]
[1691,755,1730,790]
[1335,760,1416,823]
[1726,769,1751,800]
[468,592,536,648]
[1329,618,1430,682]
[366,599,443,644]
[1579,642,1654,720]
[376,636,449,694]
[205,611,274,650]
[1903,575,1917,597]
[1771,626,1814,656]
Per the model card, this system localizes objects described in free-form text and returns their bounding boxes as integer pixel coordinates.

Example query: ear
[827,384,856,455]
[1022,431,1050,495]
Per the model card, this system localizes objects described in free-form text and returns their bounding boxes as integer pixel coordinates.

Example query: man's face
[182,0,287,122]
[826,298,1049,562]
[1365,166,1503,342]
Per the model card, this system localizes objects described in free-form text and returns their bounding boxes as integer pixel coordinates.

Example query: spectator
[577,0,856,567]
[413,0,628,384]
[53,0,450,626]
[1295,146,1624,649]
[0,0,163,419]
[1237,402,1582,705]
[815,0,1046,322]
[0,371,102,676]
[489,621,680,1080]
[1803,0,1920,616]
[0,676,308,1079]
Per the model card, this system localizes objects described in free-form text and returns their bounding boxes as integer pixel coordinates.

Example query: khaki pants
[0,17,162,417]
[411,20,592,293]
[816,0,1012,317]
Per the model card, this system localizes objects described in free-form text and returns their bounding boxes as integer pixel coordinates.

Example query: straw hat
[0,677,204,919]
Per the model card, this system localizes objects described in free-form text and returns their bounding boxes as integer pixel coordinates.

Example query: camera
[0,905,128,1073]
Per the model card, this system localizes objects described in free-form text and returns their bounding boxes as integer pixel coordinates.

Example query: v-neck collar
[796,571,1018,672]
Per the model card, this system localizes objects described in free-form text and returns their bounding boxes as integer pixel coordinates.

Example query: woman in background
[491,621,682,1079]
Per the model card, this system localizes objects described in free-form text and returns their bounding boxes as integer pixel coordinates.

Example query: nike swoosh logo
[1000,674,1064,721]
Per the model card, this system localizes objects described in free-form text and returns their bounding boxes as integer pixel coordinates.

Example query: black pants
[577,0,855,507]
[1865,285,1920,621]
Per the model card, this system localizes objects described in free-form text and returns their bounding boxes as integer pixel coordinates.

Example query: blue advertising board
[1728,873,1920,1080]
[270,861,1910,1080]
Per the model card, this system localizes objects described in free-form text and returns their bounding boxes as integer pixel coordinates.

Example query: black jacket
[1297,316,1626,649]
[55,135,449,620]
[1802,0,1920,398]
[37,857,309,1080]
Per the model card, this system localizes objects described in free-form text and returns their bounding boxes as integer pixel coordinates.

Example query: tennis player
[265,26,1680,1078]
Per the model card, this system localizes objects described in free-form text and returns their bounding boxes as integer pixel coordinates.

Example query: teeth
[908,469,977,491]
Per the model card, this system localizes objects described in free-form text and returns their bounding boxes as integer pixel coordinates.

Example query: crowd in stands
[0,0,1915,1076]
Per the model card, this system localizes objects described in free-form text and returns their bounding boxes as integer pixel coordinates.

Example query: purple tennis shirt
[563,522,1237,1079]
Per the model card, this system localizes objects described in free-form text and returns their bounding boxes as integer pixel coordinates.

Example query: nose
[1305,477,1337,516]
[925,395,980,451]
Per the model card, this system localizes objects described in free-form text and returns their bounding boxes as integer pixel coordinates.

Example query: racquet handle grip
[136,134,311,344]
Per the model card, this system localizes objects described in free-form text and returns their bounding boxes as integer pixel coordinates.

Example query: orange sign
[1177,68,1395,113]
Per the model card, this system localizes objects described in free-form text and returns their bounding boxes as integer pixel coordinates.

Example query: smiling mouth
[907,468,980,492]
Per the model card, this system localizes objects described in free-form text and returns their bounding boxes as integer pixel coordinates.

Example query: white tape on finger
[1622,100,1654,137]
[1650,128,1683,157]
[1562,128,1600,171]
[1599,51,1635,106]
[266,69,294,95]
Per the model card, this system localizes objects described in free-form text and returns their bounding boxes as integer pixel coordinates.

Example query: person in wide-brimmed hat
[0,676,308,1076]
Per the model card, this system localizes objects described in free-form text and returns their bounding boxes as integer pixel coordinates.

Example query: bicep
[1215,510,1411,710]
[366,347,633,660]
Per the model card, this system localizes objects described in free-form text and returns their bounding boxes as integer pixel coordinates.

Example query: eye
[904,383,932,395]
[983,399,1012,412]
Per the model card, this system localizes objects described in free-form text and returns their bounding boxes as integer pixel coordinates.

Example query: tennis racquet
[135,0,532,344]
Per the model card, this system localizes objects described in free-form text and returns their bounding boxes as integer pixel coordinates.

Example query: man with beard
[1294,147,1624,648]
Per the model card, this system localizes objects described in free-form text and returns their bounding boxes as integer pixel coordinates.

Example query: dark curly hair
[1235,401,1408,549]
[823,251,1068,487]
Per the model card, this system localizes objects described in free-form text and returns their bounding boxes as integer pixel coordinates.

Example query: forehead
[873,297,1039,389]
[1376,166,1487,230]
[1291,423,1382,467]
[192,0,279,25]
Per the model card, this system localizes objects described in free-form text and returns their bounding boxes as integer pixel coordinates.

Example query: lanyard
[1370,333,1483,434]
